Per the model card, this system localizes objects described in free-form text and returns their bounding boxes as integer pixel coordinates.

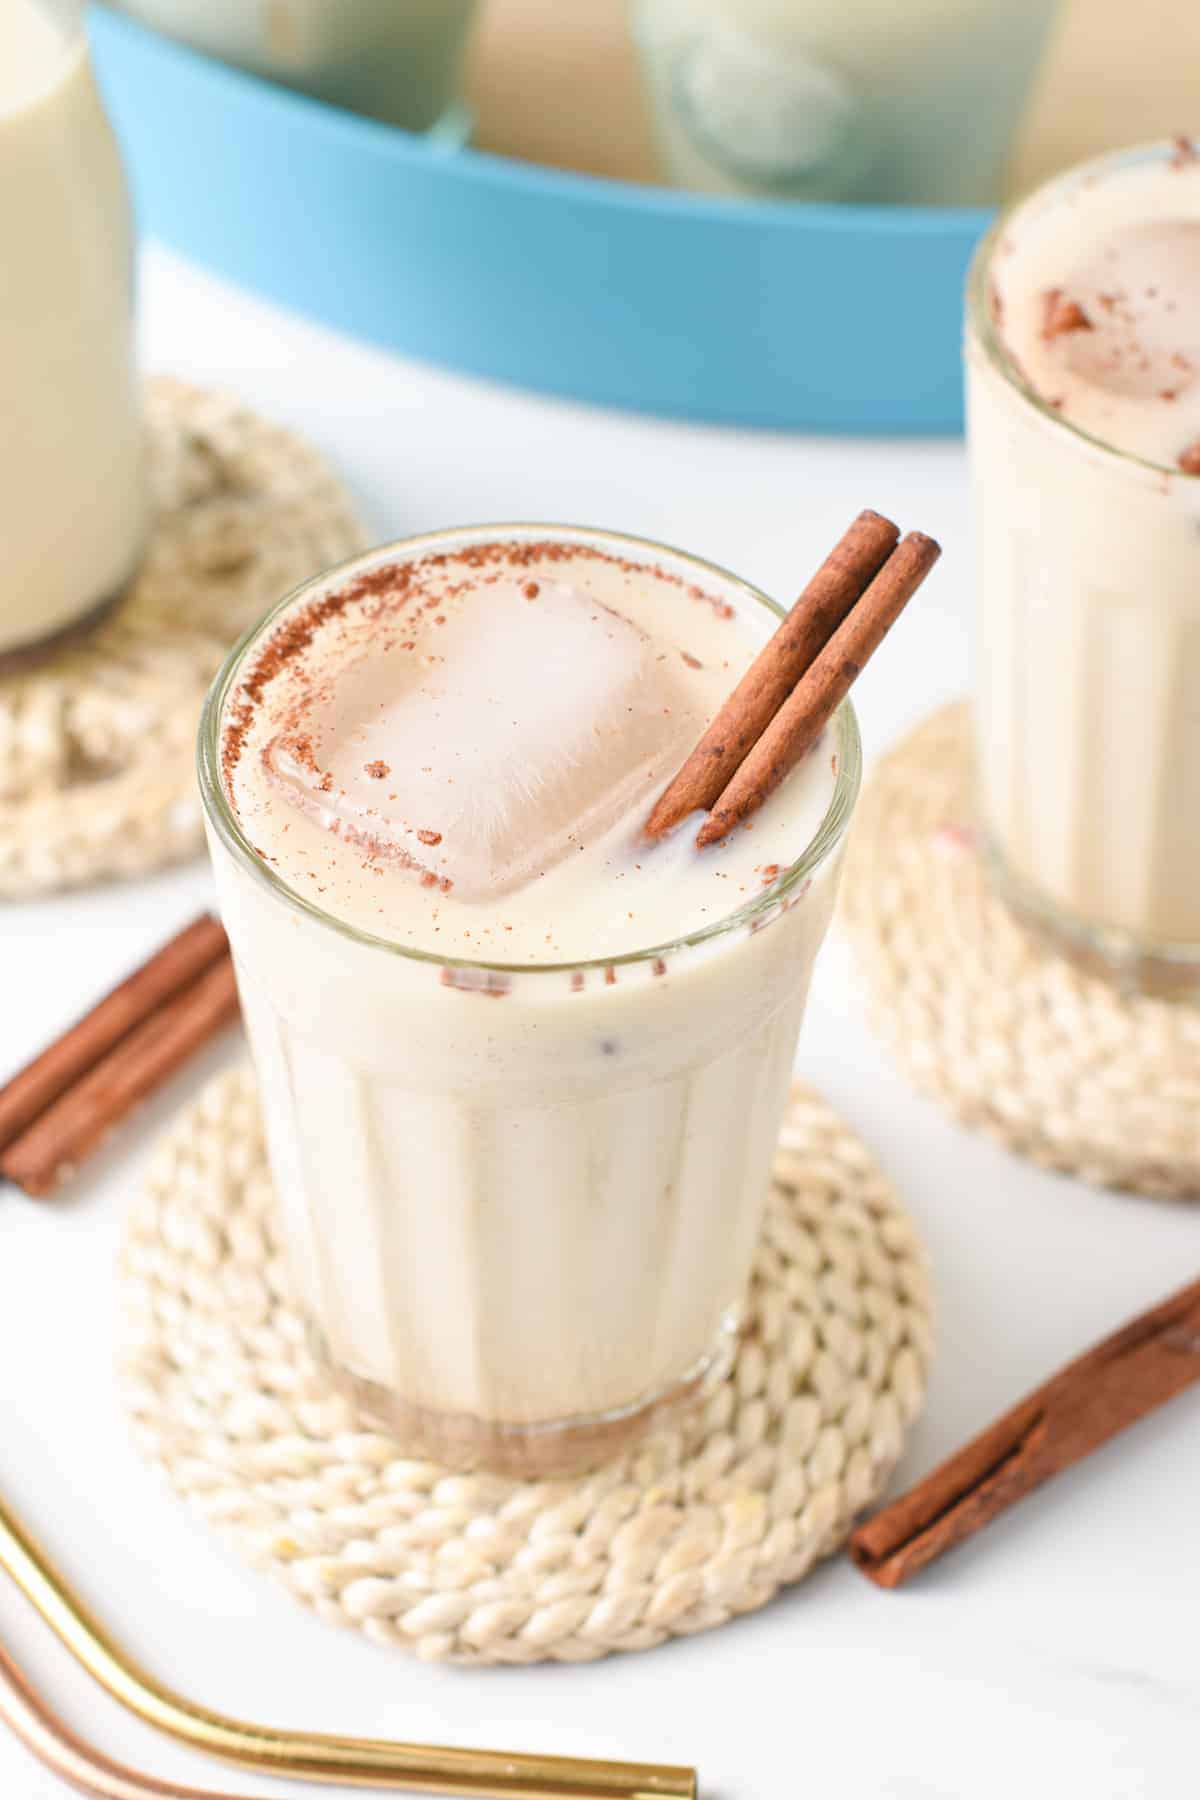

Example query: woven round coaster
[841,702,1200,1199]
[117,1068,930,1665]
[0,378,365,898]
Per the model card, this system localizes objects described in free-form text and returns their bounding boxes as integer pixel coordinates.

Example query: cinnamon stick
[0,914,229,1153]
[696,531,940,847]
[849,1274,1200,1589]
[0,956,239,1199]
[644,510,900,840]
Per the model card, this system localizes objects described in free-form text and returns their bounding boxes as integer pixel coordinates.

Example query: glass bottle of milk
[114,0,478,138]
[0,0,145,669]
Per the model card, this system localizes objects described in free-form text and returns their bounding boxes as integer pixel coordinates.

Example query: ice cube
[263,576,698,900]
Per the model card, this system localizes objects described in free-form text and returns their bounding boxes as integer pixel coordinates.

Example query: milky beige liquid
[117,0,475,132]
[205,529,852,1473]
[0,1,144,664]
[967,146,1200,981]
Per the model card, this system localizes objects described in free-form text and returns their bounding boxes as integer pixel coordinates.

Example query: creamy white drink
[201,527,856,1475]
[0,0,145,667]
[967,142,1200,991]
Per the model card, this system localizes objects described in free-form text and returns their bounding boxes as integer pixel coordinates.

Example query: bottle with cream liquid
[0,0,145,668]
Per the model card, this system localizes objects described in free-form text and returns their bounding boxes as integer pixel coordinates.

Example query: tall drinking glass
[199,526,861,1476]
[966,142,1200,996]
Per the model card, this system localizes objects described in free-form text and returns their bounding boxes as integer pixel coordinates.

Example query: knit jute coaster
[117,1068,931,1665]
[0,378,366,898]
[841,702,1200,1199]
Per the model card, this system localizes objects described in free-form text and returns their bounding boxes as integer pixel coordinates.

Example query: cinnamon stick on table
[0,914,229,1152]
[849,1274,1200,1589]
[644,509,900,841]
[0,916,239,1200]
[1,957,239,1200]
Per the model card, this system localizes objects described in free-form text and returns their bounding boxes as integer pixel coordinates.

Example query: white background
[0,247,1195,1800]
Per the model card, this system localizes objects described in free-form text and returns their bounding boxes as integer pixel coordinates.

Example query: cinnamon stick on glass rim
[849,1273,1200,1589]
[697,530,940,846]
[642,519,940,847]
[643,508,900,839]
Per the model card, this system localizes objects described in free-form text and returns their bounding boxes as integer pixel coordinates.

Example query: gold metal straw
[0,1490,695,1800]
[0,1630,266,1800]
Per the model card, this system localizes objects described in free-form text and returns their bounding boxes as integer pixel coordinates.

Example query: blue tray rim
[92,5,994,239]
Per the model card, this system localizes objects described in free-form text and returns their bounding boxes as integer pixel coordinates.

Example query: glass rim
[197,522,862,977]
[965,136,1199,483]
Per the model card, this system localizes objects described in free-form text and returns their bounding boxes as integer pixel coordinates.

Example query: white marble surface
[0,247,1196,1800]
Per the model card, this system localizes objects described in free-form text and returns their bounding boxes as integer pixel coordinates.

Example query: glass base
[987,844,1200,1004]
[320,1313,740,1479]
[0,579,128,676]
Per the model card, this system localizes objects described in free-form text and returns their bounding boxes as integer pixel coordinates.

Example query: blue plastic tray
[90,5,988,433]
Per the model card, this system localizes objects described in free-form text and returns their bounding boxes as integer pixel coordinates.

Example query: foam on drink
[987,146,1200,468]
[223,537,839,965]
[260,574,701,902]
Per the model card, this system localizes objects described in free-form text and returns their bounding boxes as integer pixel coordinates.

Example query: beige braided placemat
[117,1068,930,1664]
[841,702,1200,1199]
[0,378,366,898]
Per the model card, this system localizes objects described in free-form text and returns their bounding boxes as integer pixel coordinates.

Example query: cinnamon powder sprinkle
[1041,289,1093,341]
[652,957,667,977]
[220,539,750,928]
[223,538,742,793]
[570,972,584,993]
[220,557,419,788]
[440,968,511,998]
[987,281,1004,330]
